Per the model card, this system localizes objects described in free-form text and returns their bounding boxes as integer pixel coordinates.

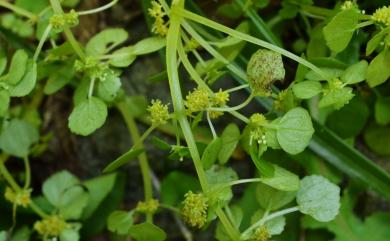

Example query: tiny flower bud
[34,215,69,237]
[181,191,208,229]
[4,187,31,207]
[185,87,210,113]
[148,99,170,126]
[136,199,159,214]
[64,9,79,27]
[247,49,285,96]
[50,14,65,30]
[372,6,390,26]
[251,226,270,241]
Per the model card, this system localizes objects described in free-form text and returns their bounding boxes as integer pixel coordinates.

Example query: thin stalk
[23,156,31,189]
[78,0,119,15]
[225,84,249,93]
[0,0,37,20]
[167,2,240,239]
[356,20,374,29]
[88,77,96,98]
[176,9,329,80]
[50,0,86,60]
[0,158,47,218]
[208,94,254,112]
[241,206,299,238]
[206,111,217,139]
[117,103,154,222]
[33,24,52,61]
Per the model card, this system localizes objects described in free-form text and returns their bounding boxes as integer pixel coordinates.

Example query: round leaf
[297,175,340,222]
[276,107,314,155]
[68,97,108,136]
[292,80,322,99]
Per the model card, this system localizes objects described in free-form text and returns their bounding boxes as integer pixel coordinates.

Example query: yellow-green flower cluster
[148,99,170,126]
[4,187,31,207]
[136,199,159,214]
[181,191,208,229]
[148,1,168,36]
[209,89,230,119]
[341,1,354,10]
[372,6,390,26]
[185,87,210,113]
[249,113,268,145]
[50,9,79,31]
[184,38,200,52]
[34,215,69,237]
[251,226,270,241]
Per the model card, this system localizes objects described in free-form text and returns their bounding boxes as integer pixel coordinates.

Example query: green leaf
[326,96,369,138]
[341,60,368,84]
[364,123,390,156]
[160,171,200,206]
[107,210,134,235]
[97,74,121,102]
[0,231,5,241]
[292,80,322,99]
[58,186,89,220]
[86,28,128,56]
[375,97,390,125]
[202,137,222,169]
[206,166,238,207]
[305,68,343,81]
[44,64,74,94]
[250,210,286,236]
[297,175,340,222]
[9,60,37,97]
[60,228,79,241]
[109,46,137,67]
[103,148,145,173]
[0,90,10,116]
[128,223,166,241]
[42,170,79,206]
[6,49,28,85]
[0,119,39,157]
[15,0,48,13]
[255,182,296,211]
[10,226,31,241]
[367,50,390,87]
[68,97,108,136]
[323,9,359,53]
[249,145,275,177]
[132,37,166,55]
[259,165,300,192]
[276,107,314,155]
[82,173,117,219]
[366,29,387,56]
[218,123,240,164]
[318,87,354,110]
[0,46,7,75]
[303,191,390,241]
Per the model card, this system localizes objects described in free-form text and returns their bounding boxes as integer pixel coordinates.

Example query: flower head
[34,215,69,237]
[185,87,210,113]
[136,199,159,214]
[4,187,31,207]
[148,99,170,126]
[181,191,208,229]
[251,226,270,241]
[148,1,169,36]
[341,1,354,10]
[372,6,390,26]
[209,89,229,119]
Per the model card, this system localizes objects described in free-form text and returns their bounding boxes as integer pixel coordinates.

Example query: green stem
[0,156,48,218]
[0,159,20,192]
[356,20,374,29]
[117,103,154,222]
[167,2,240,239]
[208,94,254,112]
[33,24,52,61]
[241,206,299,238]
[78,0,119,15]
[0,0,37,20]
[23,156,31,189]
[49,0,86,60]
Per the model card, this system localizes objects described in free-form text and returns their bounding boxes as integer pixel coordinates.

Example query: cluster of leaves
[0,0,390,241]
